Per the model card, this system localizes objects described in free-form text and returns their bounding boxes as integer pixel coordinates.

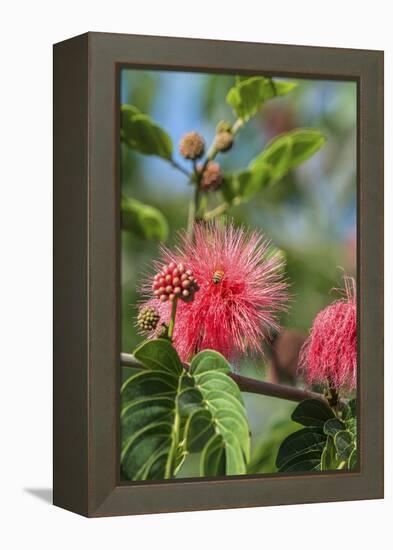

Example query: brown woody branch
[120,352,328,405]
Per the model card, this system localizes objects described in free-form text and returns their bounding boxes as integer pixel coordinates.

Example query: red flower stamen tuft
[299,276,357,391]
[140,221,289,362]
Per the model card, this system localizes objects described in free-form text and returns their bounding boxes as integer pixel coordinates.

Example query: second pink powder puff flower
[299,276,357,391]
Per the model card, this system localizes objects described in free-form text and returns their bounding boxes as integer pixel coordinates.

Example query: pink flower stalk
[299,276,357,390]
[140,222,288,362]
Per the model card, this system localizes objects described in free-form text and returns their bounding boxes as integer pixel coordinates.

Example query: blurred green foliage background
[120,69,356,475]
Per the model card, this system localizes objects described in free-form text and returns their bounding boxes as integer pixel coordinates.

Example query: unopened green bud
[137,306,160,332]
[214,131,234,153]
[216,120,232,134]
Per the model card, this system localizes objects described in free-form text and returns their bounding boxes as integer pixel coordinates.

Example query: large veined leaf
[323,417,346,437]
[342,398,357,421]
[276,427,326,472]
[226,76,297,120]
[250,128,326,177]
[121,195,169,241]
[121,341,250,481]
[275,398,358,473]
[334,430,354,461]
[183,350,250,476]
[320,435,340,470]
[348,448,358,469]
[120,340,182,480]
[221,129,326,204]
[221,170,270,204]
[121,104,173,160]
[275,399,332,472]
[291,398,334,427]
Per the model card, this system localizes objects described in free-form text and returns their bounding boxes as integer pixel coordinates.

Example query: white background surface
[1,1,391,548]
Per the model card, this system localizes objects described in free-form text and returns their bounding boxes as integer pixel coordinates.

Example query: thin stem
[170,159,193,178]
[187,193,196,234]
[206,144,218,163]
[230,373,329,404]
[185,116,246,230]
[196,117,245,223]
[198,192,208,217]
[120,352,333,405]
[203,202,230,221]
[187,185,201,235]
[194,182,201,218]
[192,159,198,174]
[165,373,183,478]
[203,197,242,221]
[232,118,245,135]
[187,160,202,236]
[326,376,340,413]
[167,298,178,339]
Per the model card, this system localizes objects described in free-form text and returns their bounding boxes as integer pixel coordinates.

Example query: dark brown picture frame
[53,32,384,517]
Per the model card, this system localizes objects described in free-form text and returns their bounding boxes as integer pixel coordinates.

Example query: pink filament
[299,277,357,390]
[140,222,289,362]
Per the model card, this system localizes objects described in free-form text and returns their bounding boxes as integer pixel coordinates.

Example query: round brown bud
[179,131,205,160]
[214,131,234,153]
[137,306,160,332]
[199,161,224,191]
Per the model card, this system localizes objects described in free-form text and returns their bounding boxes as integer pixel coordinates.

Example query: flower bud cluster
[153,262,199,303]
[137,306,160,332]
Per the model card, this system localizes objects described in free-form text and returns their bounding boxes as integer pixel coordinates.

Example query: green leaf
[348,448,358,469]
[342,398,357,421]
[250,129,326,179]
[346,416,357,437]
[321,435,340,470]
[121,343,250,480]
[185,350,250,476]
[276,427,326,472]
[276,399,357,474]
[220,174,240,204]
[291,399,335,427]
[134,338,183,375]
[334,430,354,461]
[121,104,173,160]
[221,170,270,203]
[184,409,216,452]
[220,129,325,206]
[283,458,321,472]
[190,349,231,375]
[324,417,346,437]
[200,433,226,476]
[121,365,139,385]
[121,195,169,241]
[226,76,297,120]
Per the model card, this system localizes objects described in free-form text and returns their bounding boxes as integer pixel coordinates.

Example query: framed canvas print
[53,32,384,517]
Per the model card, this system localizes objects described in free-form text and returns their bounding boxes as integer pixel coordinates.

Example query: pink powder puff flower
[299,276,357,391]
[140,222,288,362]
